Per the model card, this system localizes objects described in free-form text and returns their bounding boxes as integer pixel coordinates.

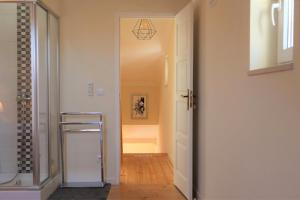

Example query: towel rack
[60,112,105,188]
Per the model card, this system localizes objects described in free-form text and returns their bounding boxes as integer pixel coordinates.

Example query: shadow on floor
[48,184,111,200]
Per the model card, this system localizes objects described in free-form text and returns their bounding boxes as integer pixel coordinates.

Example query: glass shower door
[0,3,18,185]
[36,5,49,183]
[49,14,60,176]
[0,1,60,189]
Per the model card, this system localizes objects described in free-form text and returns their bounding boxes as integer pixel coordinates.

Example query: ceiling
[120,18,174,85]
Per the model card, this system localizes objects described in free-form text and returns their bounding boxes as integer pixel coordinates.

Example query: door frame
[114,11,177,184]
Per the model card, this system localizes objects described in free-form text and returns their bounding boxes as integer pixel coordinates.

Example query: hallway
[108,154,186,200]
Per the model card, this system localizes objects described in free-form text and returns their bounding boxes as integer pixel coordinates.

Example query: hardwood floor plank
[108,185,186,200]
[108,154,186,200]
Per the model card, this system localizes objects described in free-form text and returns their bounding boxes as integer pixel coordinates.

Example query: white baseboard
[195,195,300,200]
[105,176,118,185]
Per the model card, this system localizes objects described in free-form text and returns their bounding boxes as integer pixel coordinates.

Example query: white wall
[122,125,159,153]
[59,0,189,184]
[195,0,300,199]
[158,23,175,164]
[0,4,18,175]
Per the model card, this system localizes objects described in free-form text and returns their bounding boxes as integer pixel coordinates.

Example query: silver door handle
[181,89,190,110]
[16,95,31,102]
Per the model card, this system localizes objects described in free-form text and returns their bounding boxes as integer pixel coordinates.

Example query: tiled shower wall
[16,3,32,173]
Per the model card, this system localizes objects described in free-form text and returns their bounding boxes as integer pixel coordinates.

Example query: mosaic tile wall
[16,3,33,173]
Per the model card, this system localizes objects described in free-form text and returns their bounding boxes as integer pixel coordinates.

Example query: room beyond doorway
[115,3,195,198]
[120,17,175,157]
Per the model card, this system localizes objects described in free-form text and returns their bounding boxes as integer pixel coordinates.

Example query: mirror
[250,0,294,71]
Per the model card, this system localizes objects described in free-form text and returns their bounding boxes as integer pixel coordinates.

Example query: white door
[174,2,194,200]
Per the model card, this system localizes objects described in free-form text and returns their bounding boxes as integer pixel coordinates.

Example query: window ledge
[248,63,294,76]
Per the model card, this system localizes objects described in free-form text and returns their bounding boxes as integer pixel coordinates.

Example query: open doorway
[115,3,194,199]
[120,17,176,184]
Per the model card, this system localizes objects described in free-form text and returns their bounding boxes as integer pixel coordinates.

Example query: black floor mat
[48,184,111,200]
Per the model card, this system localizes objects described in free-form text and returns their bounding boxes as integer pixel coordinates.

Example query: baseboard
[195,195,300,200]
[105,177,118,185]
[196,190,201,200]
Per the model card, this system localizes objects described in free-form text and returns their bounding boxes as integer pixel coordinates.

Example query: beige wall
[42,0,61,15]
[195,0,300,199]
[158,22,175,164]
[57,0,189,184]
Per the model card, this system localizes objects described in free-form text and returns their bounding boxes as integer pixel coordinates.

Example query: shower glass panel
[49,14,60,176]
[0,2,33,187]
[0,3,18,186]
[0,1,60,193]
[36,5,49,183]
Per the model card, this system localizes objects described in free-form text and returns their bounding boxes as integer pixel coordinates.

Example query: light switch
[88,82,94,96]
[96,88,104,96]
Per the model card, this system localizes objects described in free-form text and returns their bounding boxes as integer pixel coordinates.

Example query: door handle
[181,89,190,110]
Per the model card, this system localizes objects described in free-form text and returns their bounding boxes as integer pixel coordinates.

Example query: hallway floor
[108,154,186,200]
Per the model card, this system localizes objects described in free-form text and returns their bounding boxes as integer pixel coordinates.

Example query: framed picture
[131,94,148,119]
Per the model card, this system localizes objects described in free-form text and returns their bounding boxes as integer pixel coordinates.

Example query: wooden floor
[108,154,186,200]
[120,153,173,185]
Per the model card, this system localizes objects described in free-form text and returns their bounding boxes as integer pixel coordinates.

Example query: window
[250,0,295,73]
[275,0,294,63]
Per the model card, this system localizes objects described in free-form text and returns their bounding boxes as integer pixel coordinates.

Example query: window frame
[249,0,295,76]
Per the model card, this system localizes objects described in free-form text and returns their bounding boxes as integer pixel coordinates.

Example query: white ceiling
[120,18,174,84]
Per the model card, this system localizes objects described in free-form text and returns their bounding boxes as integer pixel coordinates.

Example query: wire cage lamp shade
[132,19,157,40]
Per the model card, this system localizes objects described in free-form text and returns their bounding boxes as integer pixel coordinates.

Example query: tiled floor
[48,185,111,200]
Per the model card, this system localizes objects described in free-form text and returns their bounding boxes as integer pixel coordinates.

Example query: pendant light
[132,19,157,40]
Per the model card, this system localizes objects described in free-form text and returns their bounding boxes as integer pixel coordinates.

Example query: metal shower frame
[0,0,61,191]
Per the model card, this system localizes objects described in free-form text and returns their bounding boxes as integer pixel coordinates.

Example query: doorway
[120,17,175,154]
[114,3,194,199]
[119,17,176,184]
[117,16,183,199]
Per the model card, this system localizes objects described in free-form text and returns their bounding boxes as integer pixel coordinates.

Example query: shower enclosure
[0,0,60,195]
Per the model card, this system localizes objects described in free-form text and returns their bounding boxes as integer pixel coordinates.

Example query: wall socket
[96,88,105,96]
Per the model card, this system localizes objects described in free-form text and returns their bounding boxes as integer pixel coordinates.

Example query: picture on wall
[132,94,148,119]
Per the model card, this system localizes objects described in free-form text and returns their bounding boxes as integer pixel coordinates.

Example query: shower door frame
[0,0,61,190]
